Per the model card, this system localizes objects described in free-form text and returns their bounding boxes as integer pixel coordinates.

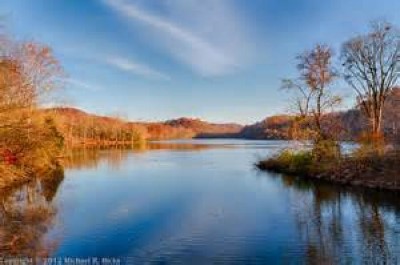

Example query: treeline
[48,92,400,145]
[241,87,400,141]
[165,117,243,138]
[50,108,151,147]
[49,107,196,146]
[48,108,243,147]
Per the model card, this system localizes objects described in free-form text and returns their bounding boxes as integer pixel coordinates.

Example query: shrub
[257,149,314,175]
[311,140,341,162]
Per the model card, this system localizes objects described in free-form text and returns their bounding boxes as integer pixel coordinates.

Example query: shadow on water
[275,174,400,264]
[0,168,64,260]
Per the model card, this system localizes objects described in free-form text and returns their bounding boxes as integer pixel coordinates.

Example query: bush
[257,149,314,175]
[0,111,64,188]
[311,140,341,162]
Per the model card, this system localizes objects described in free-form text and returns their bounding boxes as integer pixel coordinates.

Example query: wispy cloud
[66,78,102,92]
[104,56,170,80]
[102,0,255,77]
[59,46,170,81]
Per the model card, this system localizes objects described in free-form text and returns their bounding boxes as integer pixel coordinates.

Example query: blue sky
[1,0,400,124]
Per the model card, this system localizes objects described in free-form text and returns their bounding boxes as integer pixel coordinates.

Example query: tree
[281,79,313,118]
[0,59,33,112]
[283,44,341,141]
[0,29,64,179]
[341,21,400,140]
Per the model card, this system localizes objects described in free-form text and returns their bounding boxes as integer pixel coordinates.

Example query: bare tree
[283,44,341,141]
[299,45,340,138]
[341,21,400,140]
[281,79,313,118]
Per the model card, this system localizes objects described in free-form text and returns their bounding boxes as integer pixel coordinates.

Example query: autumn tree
[283,44,341,142]
[341,21,400,141]
[0,28,64,183]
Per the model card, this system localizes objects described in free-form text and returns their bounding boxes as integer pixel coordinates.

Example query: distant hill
[239,115,295,140]
[239,111,368,141]
[45,87,400,145]
[45,107,243,144]
[238,87,400,141]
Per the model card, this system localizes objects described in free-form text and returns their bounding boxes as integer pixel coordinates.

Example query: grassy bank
[257,148,400,191]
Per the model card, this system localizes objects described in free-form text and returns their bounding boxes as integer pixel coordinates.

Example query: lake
[1,139,399,264]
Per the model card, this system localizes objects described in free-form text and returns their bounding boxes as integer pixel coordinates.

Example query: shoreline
[257,153,400,191]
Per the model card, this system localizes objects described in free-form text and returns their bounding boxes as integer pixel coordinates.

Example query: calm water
[1,140,399,264]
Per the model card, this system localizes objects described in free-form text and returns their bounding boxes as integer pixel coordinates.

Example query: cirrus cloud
[104,56,171,80]
[102,0,256,77]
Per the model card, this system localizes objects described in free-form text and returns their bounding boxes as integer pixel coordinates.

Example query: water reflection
[0,140,399,263]
[62,141,223,170]
[280,175,400,264]
[0,168,64,259]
